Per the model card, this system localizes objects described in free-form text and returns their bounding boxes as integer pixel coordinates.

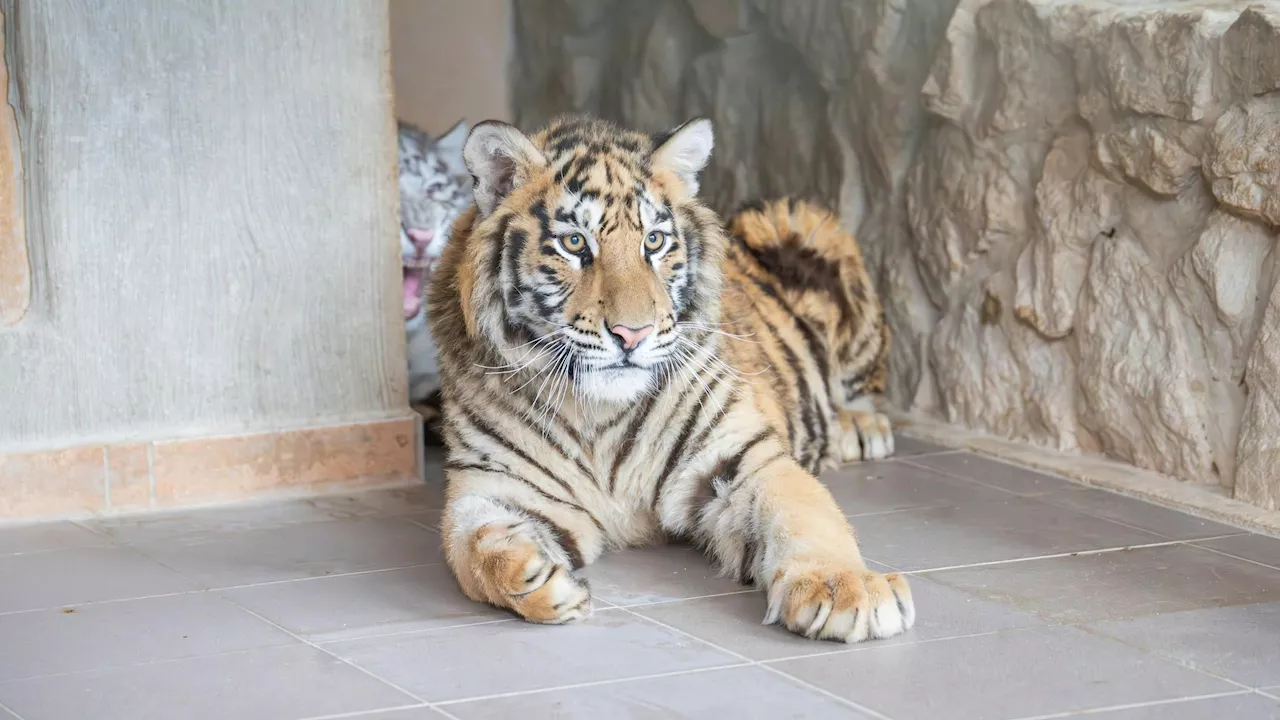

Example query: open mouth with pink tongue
[403,266,425,319]
[402,227,439,320]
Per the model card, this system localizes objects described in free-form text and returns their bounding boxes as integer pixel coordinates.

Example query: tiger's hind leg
[838,398,894,463]
[442,490,594,625]
[835,319,895,463]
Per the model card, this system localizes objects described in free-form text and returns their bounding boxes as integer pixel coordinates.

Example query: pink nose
[406,228,435,256]
[610,324,654,351]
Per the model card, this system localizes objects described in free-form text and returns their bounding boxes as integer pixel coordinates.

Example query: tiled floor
[3,439,1280,719]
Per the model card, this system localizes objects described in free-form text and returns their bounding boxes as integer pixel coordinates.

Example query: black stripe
[484,387,593,483]
[488,215,512,281]
[443,462,581,518]
[455,407,605,536]
[598,404,636,434]
[651,391,707,511]
[608,393,657,493]
[738,536,759,586]
[734,241,833,467]
[720,431,779,496]
[683,427,754,528]
[517,504,586,570]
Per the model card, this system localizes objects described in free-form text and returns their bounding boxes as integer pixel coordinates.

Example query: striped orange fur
[427,114,913,642]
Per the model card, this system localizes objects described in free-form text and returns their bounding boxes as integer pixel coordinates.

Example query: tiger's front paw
[839,410,895,462]
[765,561,914,643]
[469,521,592,625]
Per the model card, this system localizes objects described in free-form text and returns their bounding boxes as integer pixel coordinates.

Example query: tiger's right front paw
[469,521,592,625]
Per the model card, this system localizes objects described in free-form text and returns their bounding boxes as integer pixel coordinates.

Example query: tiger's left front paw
[765,562,915,643]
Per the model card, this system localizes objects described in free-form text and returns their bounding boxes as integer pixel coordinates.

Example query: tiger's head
[447,115,726,405]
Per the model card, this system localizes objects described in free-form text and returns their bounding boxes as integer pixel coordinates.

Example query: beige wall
[390,0,511,135]
[0,0,406,453]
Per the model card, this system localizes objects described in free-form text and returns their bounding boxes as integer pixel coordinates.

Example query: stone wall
[510,0,1280,510]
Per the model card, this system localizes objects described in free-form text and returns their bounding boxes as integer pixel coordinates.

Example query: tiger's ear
[652,118,714,196]
[464,121,546,217]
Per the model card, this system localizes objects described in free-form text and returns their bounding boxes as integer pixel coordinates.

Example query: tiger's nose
[609,323,654,351]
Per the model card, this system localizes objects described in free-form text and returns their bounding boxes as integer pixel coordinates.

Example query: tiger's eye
[560,232,586,254]
[644,231,666,252]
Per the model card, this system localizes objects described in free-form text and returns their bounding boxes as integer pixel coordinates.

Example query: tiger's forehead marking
[530,119,675,240]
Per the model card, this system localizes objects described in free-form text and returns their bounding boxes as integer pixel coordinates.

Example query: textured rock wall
[510,0,1280,509]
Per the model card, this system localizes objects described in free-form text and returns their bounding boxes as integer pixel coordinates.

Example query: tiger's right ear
[464,121,546,218]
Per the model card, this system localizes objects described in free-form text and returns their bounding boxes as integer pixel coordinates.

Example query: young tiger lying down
[427,114,914,643]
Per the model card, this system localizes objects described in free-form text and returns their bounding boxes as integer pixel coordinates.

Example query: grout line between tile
[432,663,754,707]
[0,644,298,685]
[760,627,1028,665]
[1001,690,1256,720]
[907,534,1245,574]
[1187,540,1280,573]
[605,588,759,609]
[606,603,895,719]
[0,559,444,618]
[0,697,27,720]
[224,602,455,719]
[845,503,955,519]
[896,449,962,459]
[0,587,208,618]
[1067,624,1257,694]
[297,703,436,720]
[310,607,633,648]
[214,562,444,592]
[311,617,519,646]
[897,457,1033,498]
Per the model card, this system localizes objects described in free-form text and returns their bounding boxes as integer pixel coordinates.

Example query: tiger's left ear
[652,118,714,196]
[464,121,546,218]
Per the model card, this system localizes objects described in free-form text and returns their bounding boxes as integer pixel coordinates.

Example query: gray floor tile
[1088,601,1280,687]
[0,592,296,681]
[82,495,383,545]
[0,522,109,555]
[444,666,870,719]
[0,645,414,720]
[906,452,1082,496]
[636,575,1043,661]
[1040,487,1242,540]
[821,460,1011,517]
[0,546,202,614]
[1083,693,1280,719]
[926,544,1280,624]
[770,626,1235,720]
[324,609,738,702]
[1195,534,1280,569]
[351,482,444,519]
[892,435,953,457]
[221,564,506,643]
[850,497,1160,571]
[582,544,744,607]
[135,516,444,588]
[352,483,443,533]
[340,707,450,720]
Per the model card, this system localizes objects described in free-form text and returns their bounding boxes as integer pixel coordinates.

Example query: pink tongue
[403,269,423,319]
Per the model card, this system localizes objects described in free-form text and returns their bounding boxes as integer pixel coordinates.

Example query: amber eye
[559,232,587,254]
[644,231,667,253]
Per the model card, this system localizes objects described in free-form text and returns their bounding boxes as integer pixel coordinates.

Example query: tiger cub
[427,114,913,643]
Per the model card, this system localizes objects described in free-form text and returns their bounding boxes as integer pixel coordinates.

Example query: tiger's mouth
[403,266,425,320]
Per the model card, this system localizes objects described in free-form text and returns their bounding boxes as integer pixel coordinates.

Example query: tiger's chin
[575,365,655,405]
